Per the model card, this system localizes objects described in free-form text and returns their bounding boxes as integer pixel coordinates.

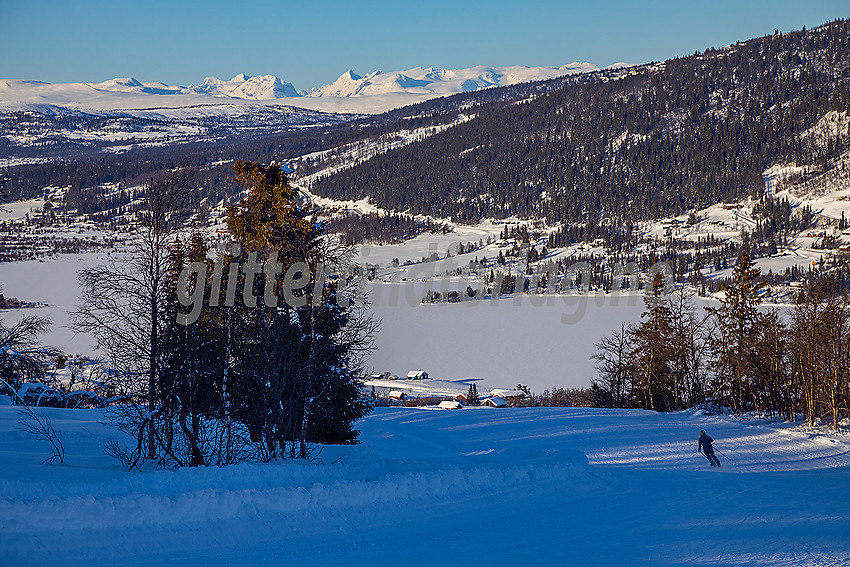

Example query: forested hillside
[311,21,850,224]
[0,66,599,209]
[4,21,849,229]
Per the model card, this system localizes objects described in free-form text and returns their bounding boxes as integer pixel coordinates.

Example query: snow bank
[0,404,589,535]
[0,453,587,532]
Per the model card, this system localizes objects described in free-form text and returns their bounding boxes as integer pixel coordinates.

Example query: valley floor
[2,402,849,566]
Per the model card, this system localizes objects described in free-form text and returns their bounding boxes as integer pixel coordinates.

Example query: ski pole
[715,448,732,462]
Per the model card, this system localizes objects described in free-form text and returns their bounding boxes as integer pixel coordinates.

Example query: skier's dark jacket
[698,432,714,454]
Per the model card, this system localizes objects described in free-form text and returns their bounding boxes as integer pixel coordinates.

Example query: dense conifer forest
[312,21,850,224]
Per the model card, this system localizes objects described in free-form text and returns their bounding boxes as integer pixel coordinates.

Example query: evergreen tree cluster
[752,196,815,245]
[592,251,850,427]
[324,212,452,246]
[78,162,377,468]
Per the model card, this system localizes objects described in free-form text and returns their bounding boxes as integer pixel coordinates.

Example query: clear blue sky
[1,0,848,90]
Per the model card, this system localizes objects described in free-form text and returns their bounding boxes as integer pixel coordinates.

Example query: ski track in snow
[1,404,850,566]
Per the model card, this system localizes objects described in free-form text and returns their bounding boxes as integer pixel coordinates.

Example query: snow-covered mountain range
[0,63,617,114]
[303,63,604,97]
[0,74,301,105]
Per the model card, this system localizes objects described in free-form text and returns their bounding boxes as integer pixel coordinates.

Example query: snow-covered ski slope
[2,403,849,566]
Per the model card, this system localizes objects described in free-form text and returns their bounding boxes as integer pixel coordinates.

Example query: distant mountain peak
[104,77,143,87]
[307,69,372,97]
[191,73,298,99]
[306,63,601,99]
[88,77,184,95]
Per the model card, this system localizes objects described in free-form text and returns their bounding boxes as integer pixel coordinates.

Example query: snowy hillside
[2,402,849,565]
[0,100,353,154]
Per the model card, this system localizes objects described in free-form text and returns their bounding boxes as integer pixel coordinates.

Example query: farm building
[406,370,429,380]
[481,396,507,408]
[489,389,527,404]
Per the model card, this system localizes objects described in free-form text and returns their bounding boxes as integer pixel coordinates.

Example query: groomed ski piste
[2,400,849,566]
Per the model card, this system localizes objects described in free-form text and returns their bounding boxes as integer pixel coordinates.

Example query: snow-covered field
[2,402,849,566]
[0,254,104,356]
[0,198,46,222]
[365,282,646,390]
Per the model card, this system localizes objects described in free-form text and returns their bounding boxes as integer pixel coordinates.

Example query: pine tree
[224,161,377,457]
[157,232,225,466]
[630,272,676,411]
[467,383,480,405]
[708,250,767,413]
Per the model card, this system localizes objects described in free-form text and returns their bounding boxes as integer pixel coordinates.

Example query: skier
[698,430,721,467]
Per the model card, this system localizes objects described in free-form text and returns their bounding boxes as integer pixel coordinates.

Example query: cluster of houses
[384,387,526,409]
[369,369,528,409]
[387,390,526,409]
[455,388,528,408]
[370,370,429,381]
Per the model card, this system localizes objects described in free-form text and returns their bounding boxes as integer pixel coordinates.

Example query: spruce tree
[630,272,676,411]
[158,232,225,466]
[224,161,376,456]
[708,250,767,413]
[467,383,480,405]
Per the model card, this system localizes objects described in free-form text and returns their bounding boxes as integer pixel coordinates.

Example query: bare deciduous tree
[0,312,56,391]
[74,168,194,463]
[789,286,850,428]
